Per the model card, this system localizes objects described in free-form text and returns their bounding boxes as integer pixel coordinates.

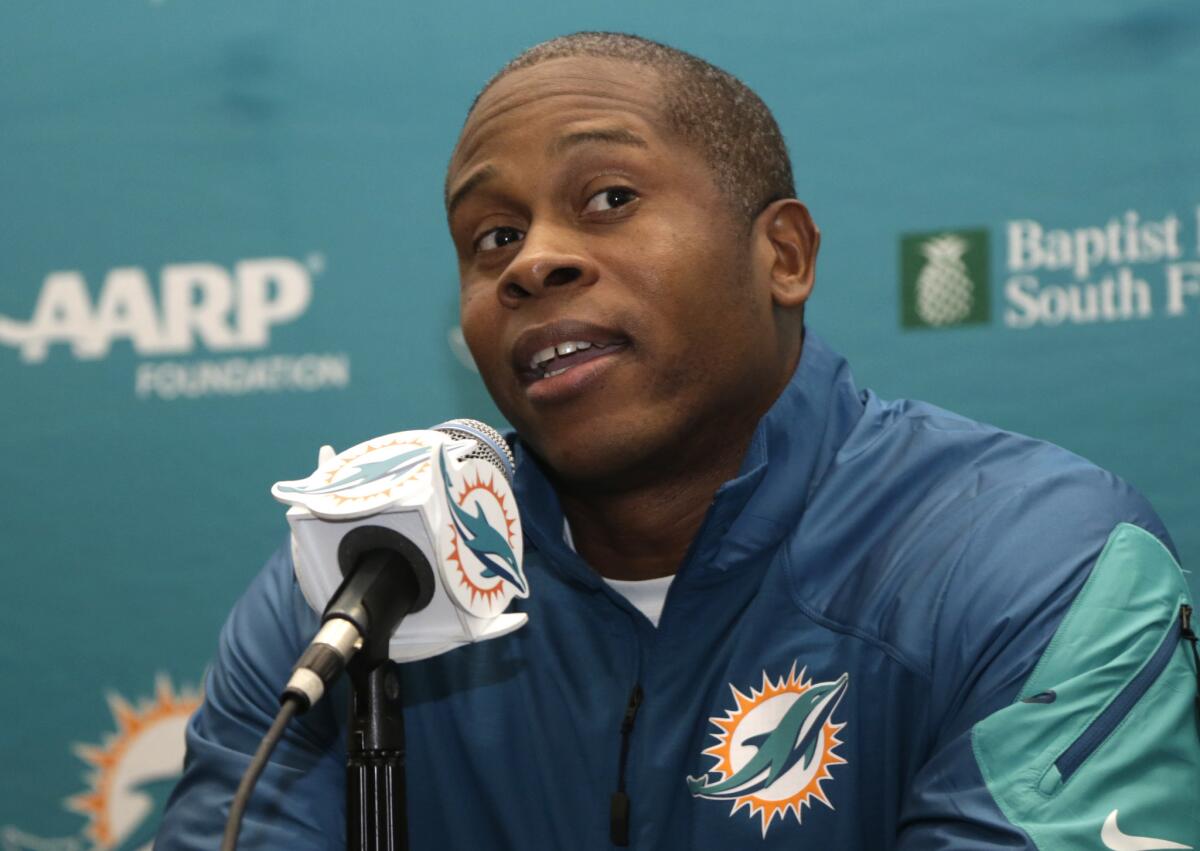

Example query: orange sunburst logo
[446,470,518,609]
[688,663,849,837]
[66,675,201,849]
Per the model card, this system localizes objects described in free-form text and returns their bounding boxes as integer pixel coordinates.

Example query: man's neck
[555,431,752,581]
[552,333,805,581]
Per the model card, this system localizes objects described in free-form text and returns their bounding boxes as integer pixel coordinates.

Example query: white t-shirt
[564,520,675,627]
[602,574,674,627]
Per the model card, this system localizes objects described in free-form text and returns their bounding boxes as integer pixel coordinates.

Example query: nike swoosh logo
[1102,810,1192,851]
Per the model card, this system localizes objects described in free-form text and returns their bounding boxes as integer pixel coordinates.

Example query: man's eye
[583,187,638,214]
[475,226,525,253]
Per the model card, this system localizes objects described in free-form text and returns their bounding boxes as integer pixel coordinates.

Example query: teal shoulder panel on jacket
[972,522,1199,850]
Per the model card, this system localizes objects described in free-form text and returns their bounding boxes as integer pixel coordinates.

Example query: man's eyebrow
[550,127,649,155]
[446,130,647,217]
[446,165,497,218]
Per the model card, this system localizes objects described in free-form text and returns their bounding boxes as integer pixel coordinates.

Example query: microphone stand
[327,529,433,851]
[346,653,408,851]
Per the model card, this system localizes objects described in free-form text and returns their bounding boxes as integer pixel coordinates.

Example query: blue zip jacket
[157,333,1200,849]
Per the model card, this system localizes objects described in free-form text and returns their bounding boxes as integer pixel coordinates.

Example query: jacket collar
[512,331,865,584]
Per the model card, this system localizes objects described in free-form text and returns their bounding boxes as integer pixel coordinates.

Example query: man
[158,32,1200,849]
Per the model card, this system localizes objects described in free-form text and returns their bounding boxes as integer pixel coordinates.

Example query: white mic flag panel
[272,422,528,663]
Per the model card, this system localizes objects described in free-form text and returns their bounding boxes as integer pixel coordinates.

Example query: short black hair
[465,31,796,222]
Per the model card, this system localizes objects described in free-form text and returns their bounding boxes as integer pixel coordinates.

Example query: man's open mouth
[526,340,625,380]
[512,320,631,385]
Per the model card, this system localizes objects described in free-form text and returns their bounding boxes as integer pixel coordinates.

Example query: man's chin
[519,421,673,494]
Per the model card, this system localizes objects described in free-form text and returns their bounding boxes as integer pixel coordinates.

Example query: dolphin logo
[688,673,848,800]
[439,445,527,595]
[277,447,429,495]
[113,775,177,851]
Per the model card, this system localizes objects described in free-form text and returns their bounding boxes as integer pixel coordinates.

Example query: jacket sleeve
[155,543,348,851]
[896,468,1200,851]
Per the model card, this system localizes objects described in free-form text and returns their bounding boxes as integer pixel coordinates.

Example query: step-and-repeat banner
[2,2,1196,847]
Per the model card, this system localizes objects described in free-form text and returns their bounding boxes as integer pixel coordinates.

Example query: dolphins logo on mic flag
[276,447,428,496]
[688,664,849,837]
[439,444,526,594]
[437,443,527,613]
[271,434,434,518]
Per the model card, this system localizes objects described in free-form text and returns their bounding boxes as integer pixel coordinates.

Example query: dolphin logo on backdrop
[688,664,849,837]
[1,676,201,851]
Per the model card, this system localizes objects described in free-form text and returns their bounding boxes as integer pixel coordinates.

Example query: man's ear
[754,199,820,309]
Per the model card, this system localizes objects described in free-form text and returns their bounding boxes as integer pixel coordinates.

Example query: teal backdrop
[1,2,1196,847]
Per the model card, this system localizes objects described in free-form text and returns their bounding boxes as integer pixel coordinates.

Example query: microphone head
[277,418,529,665]
[433,419,515,483]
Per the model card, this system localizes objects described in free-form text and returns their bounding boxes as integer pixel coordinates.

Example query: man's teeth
[529,340,596,371]
[556,341,585,356]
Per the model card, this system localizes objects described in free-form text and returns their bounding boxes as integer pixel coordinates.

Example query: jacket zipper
[1181,604,1200,730]
[1055,604,1190,782]
[610,684,643,847]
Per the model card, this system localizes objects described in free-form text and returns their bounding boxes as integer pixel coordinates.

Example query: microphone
[222,419,529,851]
[270,418,529,712]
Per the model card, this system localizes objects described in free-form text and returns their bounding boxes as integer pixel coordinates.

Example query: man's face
[447,57,795,487]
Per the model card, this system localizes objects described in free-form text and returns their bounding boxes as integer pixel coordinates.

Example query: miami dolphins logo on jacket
[688,664,849,837]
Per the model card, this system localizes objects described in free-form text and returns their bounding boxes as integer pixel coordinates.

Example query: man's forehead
[472,55,664,120]
[449,56,668,173]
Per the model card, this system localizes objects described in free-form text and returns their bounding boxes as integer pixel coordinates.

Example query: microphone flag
[271,423,529,663]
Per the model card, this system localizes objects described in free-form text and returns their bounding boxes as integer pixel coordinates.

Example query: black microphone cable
[220,694,304,851]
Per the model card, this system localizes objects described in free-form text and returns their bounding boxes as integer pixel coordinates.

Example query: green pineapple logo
[900,229,990,329]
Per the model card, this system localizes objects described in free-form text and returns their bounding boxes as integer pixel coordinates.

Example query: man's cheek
[458,299,491,351]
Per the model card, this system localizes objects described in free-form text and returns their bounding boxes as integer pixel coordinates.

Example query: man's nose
[498,224,599,306]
